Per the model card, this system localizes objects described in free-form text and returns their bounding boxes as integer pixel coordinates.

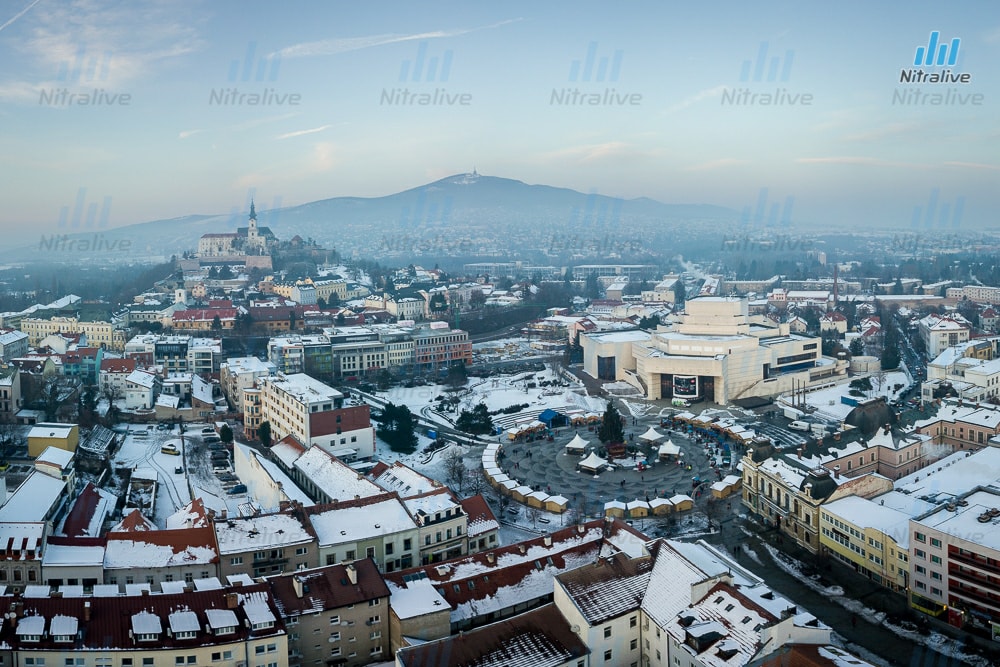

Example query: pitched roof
[460,494,499,538]
[397,603,589,667]
[555,550,653,625]
[267,559,389,616]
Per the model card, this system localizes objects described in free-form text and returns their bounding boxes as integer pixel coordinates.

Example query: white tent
[657,439,680,458]
[565,434,589,453]
[638,426,664,443]
[577,451,608,473]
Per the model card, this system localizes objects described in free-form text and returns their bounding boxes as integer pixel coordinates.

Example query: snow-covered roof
[293,446,382,502]
[35,445,74,468]
[214,512,315,554]
[388,578,450,620]
[131,611,162,635]
[42,542,105,567]
[309,495,416,546]
[16,615,46,636]
[205,608,238,630]
[168,610,200,634]
[372,462,440,498]
[0,472,66,523]
[126,369,157,389]
[822,495,912,549]
[50,614,78,636]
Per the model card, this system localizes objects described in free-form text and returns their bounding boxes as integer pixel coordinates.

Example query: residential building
[2,582,288,667]
[124,369,158,410]
[741,439,895,553]
[215,508,319,580]
[267,335,333,376]
[220,356,275,412]
[19,315,126,351]
[914,400,1000,451]
[124,334,223,376]
[0,364,21,422]
[307,493,420,573]
[0,523,46,589]
[257,373,375,459]
[26,423,78,458]
[102,510,220,588]
[411,323,472,369]
[819,495,911,592]
[267,560,391,667]
[98,357,136,397]
[917,313,970,358]
[0,329,29,361]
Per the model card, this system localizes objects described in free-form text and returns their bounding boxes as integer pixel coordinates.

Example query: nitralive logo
[894,31,980,106]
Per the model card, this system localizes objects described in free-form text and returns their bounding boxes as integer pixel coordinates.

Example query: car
[174,466,183,474]
[161,444,180,456]
[506,507,519,516]
[537,517,551,524]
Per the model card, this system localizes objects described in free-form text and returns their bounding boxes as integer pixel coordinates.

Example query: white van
[788,420,811,432]
[671,398,690,408]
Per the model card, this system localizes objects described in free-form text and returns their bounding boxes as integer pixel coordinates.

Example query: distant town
[0,197,998,667]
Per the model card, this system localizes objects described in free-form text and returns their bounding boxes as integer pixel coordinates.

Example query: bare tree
[444,447,469,494]
[467,466,487,496]
[526,505,540,528]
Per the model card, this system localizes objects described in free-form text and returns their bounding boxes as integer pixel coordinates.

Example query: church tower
[247,199,260,251]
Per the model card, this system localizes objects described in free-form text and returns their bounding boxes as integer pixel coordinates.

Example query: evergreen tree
[456,403,493,435]
[377,402,418,453]
[597,402,625,444]
[849,337,864,356]
[258,421,272,447]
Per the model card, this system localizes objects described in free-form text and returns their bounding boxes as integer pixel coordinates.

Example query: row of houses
[741,401,1000,630]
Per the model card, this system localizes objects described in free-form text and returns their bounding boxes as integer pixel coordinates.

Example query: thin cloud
[276,124,333,140]
[178,129,205,140]
[539,142,649,164]
[0,0,42,33]
[685,158,747,172]
[665,85,726,113]
[795,156,927,169]
[274,19,521,59]
[944,161,1000,171]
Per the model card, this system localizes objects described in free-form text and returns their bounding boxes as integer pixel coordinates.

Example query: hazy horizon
[1,0,998,243]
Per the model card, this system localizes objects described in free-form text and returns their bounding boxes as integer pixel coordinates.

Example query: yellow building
[27,423,78,458]
[820,495,910,591]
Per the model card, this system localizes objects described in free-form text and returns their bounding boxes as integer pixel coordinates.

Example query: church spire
[249,199,257,221]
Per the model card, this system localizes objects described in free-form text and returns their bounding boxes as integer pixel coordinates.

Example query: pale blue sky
[1,0,998,241]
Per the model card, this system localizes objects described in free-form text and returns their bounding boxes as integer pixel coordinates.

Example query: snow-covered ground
[800,371,910,421]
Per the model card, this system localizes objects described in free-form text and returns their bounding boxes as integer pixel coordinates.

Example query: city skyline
[1,0,998,243]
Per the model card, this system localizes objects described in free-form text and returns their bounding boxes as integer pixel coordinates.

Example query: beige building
[20,316,125,351]
[583,297,845,403]
[220,356,275,412]
[215,508,319,580]
[267,560,391,667]
[5,582,287,667]
[26,423,78,458]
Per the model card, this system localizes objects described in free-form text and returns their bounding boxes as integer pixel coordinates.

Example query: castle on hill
[197,200,277,258]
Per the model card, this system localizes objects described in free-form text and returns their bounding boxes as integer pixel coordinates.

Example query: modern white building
[582,297,845,403]
[917,313,970,358]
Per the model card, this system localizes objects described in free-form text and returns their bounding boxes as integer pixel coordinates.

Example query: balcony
[948,582,1000,614]
[948,549,1000,577]
[948,564,1000,590]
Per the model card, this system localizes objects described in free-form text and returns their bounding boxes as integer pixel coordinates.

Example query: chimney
[577,524,586,534]
[543,536,552,547]
[83,601,91,622]
[225,592,239,609]
[486,553,495,564]
[833,465,840,479]
[797,448,803,459]
[292,576,303,599]
[345,564,357,585]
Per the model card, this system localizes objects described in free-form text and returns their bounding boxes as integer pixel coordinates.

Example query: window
[931,571,942,580]
[424,536,431,546]
[345,550,356,561]
[931,555,942,565]
[230,556,243,565]
[143,660,154,667]
[370,646,383,655]
[329,615,340,625]
[630,638,638,650]
[295,546,308,556]
[404,538,412,550]
[366,547,375,559]
[604,650,613,662]
[915,532,926,542]
[630,615,637,628]
[368,615,380,625]
[385,542,394,555]
[330,632,341,642]
[930,537,942,548]
[370,630,382,639]
[604,626,612,639]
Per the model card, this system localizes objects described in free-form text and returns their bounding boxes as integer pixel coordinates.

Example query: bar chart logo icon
[228,42,281,83]
[913,32,960,67]
[399,42,453,83]
[739,188,794,230]
[58,188,112,230]
[56,45,112,83]
[911,189,964,229]
[739,43,794,83]
[568,42,623,83]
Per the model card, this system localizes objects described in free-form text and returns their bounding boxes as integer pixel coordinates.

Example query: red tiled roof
[397,603,588,667]
[113,509,158,532]
[459,494,498,538]
[100,358,136,373]
[62,483,102,538]
[267,559,389,616]
[3,584,282,652]
[172,308,238,322]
